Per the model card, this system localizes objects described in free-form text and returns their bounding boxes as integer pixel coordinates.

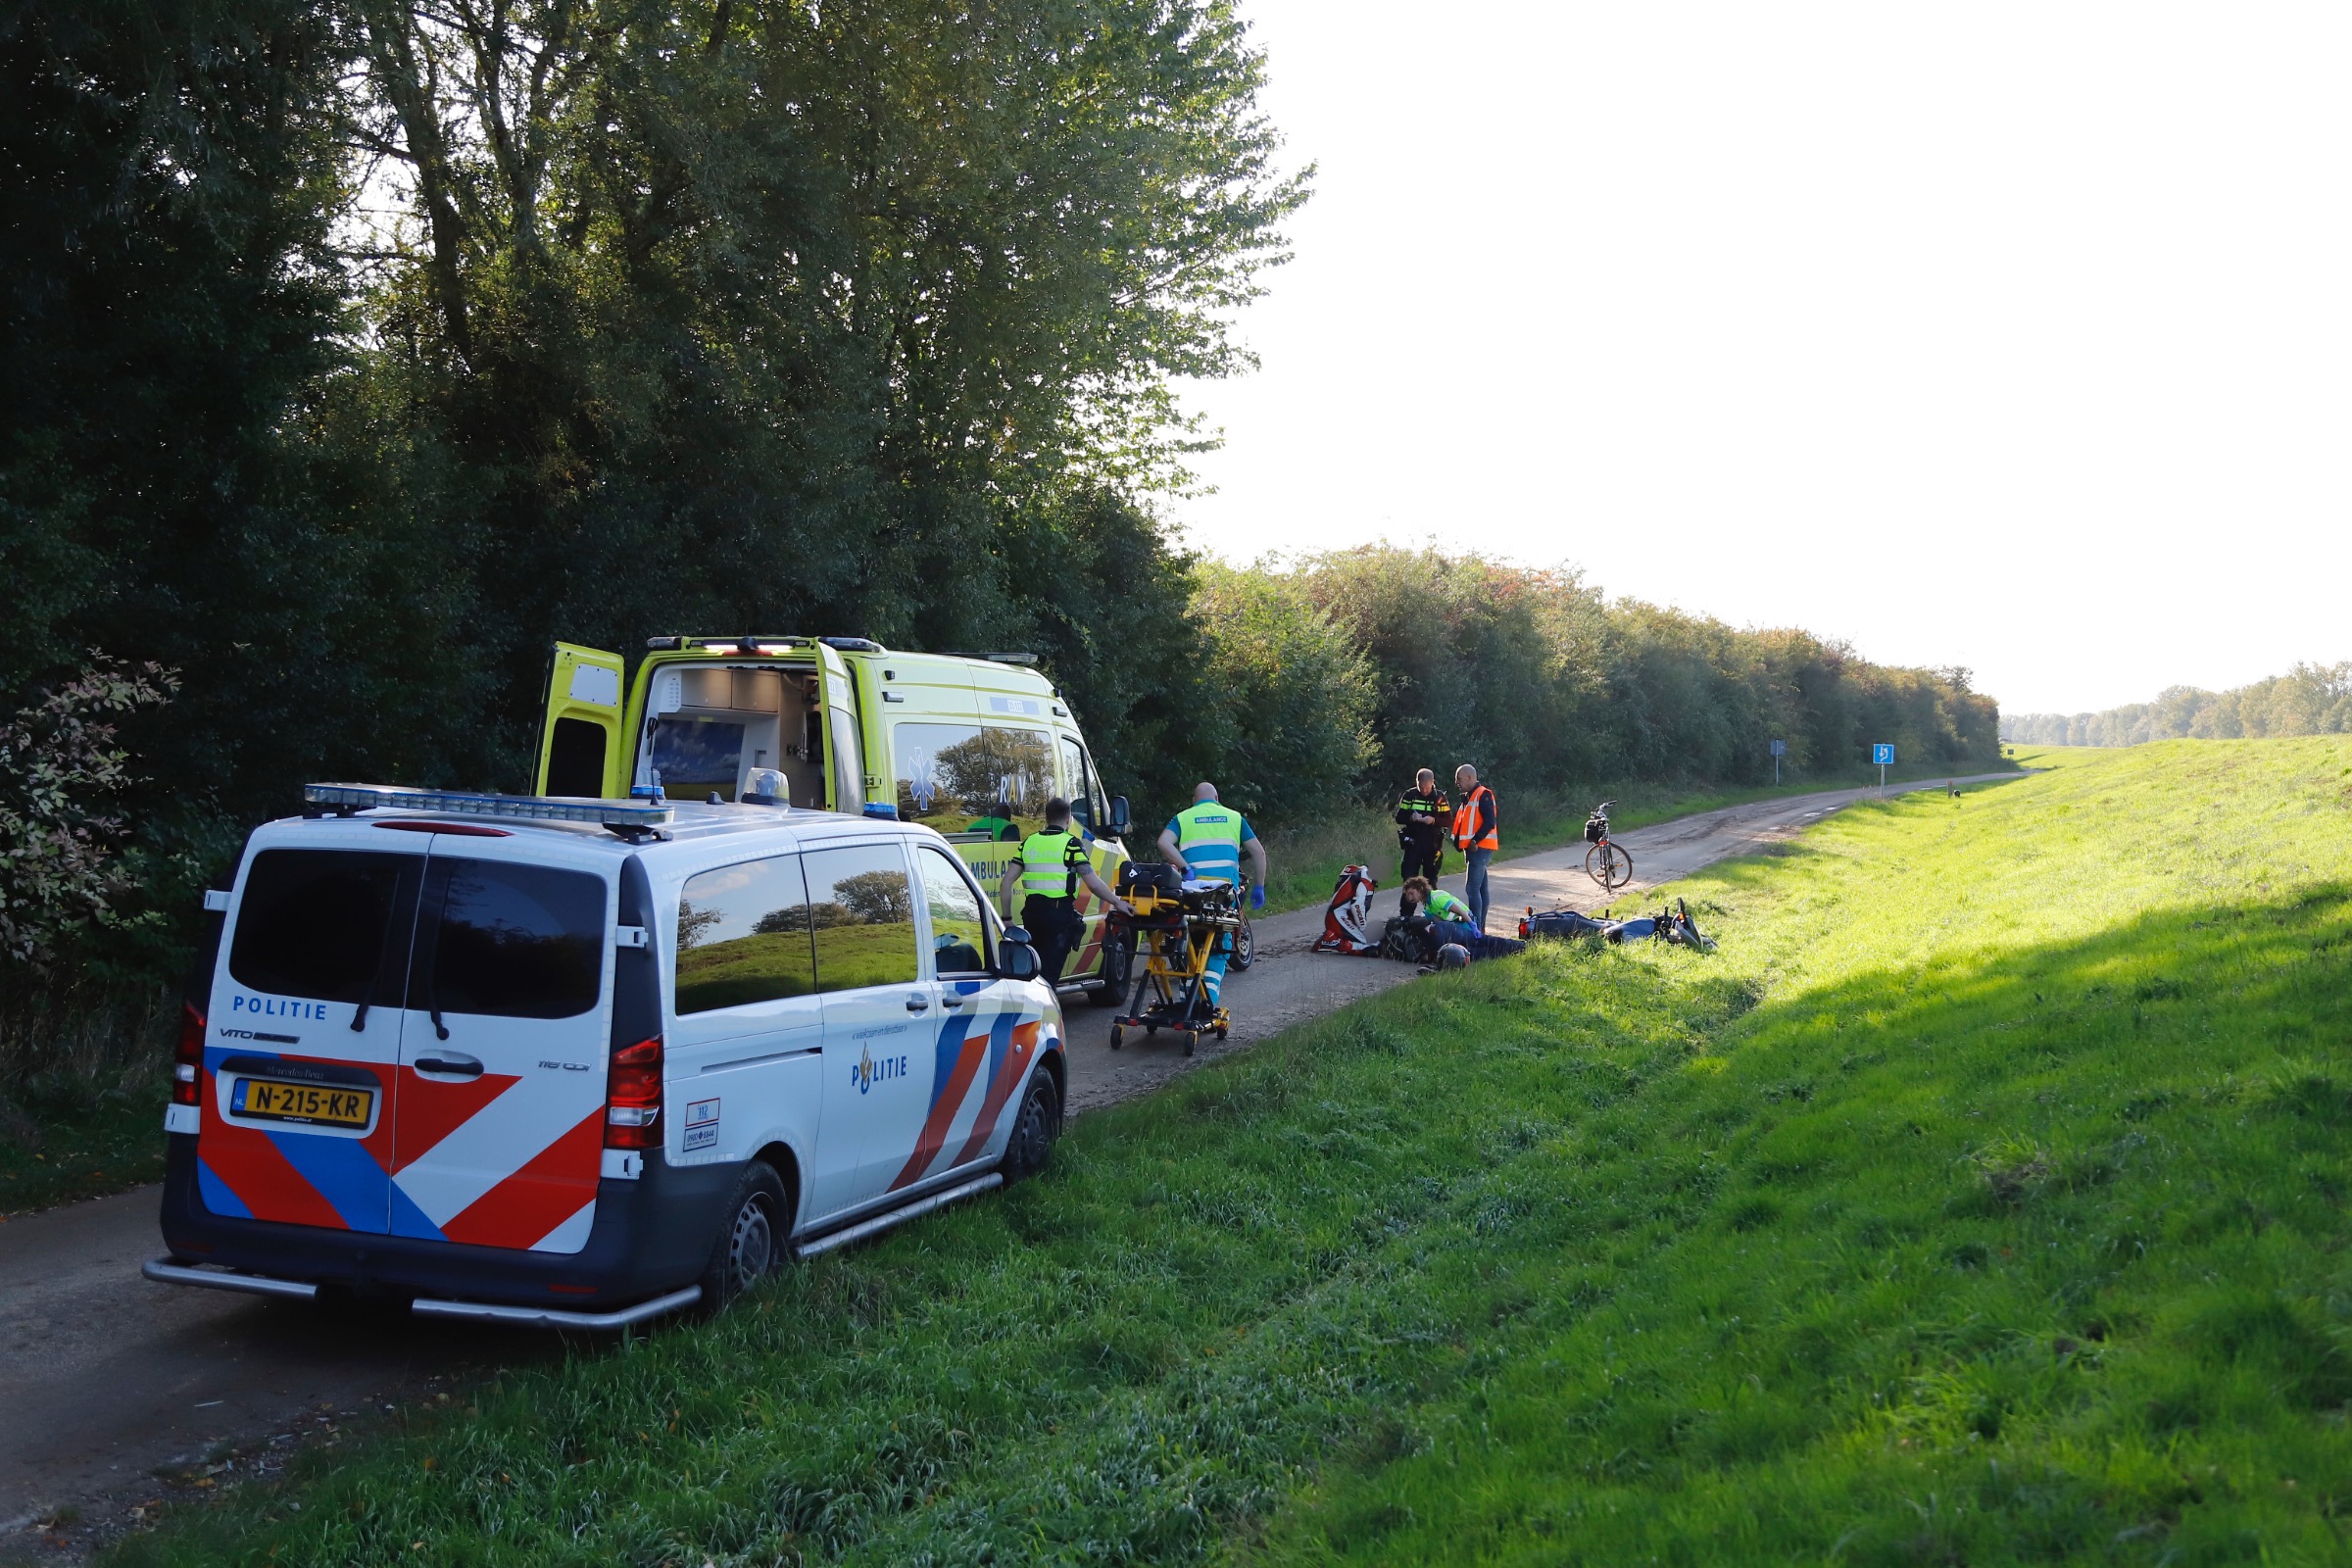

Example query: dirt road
[1063,773,2023,1110]
[0,772,2023,1552]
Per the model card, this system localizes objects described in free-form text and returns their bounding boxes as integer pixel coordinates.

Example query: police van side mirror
[996,927,1042,983]
[1106,796,1131,836]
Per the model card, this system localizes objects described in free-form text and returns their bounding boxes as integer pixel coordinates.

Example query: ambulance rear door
[814,641,866,813]
[537,644,627,797]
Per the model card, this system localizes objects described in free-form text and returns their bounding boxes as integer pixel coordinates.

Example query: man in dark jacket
[1393,768,1449,913]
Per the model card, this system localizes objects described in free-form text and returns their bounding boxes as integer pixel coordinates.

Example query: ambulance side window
[228,849,415,1004]
[804,844,919,991]
[675,855,817,1013]
[892,722,1054,840]
[917,847,989,976]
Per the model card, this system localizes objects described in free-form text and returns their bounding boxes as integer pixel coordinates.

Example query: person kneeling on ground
[1399,876,1527,962]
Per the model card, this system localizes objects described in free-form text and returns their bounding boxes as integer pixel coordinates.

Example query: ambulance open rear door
[814,641,867,813]
[536,644,627,798]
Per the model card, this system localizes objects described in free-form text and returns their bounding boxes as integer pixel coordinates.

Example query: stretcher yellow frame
[1106,886,1237,1057]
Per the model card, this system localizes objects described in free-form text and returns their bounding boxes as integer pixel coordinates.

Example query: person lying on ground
[1398,876,1526,961]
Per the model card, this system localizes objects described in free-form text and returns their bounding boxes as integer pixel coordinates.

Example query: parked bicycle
[1584,801,1634,892]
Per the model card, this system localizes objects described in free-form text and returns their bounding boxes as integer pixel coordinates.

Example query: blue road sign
[1872,743,1895,766]
[1769,739,1787,758]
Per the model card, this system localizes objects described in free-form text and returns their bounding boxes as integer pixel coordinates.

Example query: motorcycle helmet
[1435,943,1470,970]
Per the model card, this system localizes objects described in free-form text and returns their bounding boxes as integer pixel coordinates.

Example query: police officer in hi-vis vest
[1155,782,1270,1005]
[999,797,1130,983]
[1393,767,1449,913]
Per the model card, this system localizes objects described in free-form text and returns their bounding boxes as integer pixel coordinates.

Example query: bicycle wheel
[1232,908,1255,970]
[1603,843,1634,891]
[1584,842,1615,890]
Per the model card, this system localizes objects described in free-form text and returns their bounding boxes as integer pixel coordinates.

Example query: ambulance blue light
[303,784,674,829]
[862,803,902,820]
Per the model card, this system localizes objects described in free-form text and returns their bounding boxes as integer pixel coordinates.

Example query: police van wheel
[1003,1072,1059,1183]
[1088,939,1132,1006]
[700,1162,787,1311]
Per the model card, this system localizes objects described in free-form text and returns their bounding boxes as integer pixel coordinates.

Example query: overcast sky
[1167,2,2352,716]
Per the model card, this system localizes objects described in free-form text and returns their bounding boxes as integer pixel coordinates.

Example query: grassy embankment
[116,738,2352,1564]
[1255,757,2025,914]
[0,996,174,1217]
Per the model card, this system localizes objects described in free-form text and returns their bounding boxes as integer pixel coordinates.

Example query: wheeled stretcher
[1104,865,1237,1056]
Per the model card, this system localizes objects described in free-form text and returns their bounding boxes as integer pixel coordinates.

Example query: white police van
[147,783,1061,1328]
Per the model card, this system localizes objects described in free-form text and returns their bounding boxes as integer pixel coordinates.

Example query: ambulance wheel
[1088,938,1132,1006]
[699,1161,787,1311]
[1002,1071,1059,1183]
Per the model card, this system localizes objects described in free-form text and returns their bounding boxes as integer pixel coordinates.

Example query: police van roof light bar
[938,650,1039,665]
[303,784,675,832]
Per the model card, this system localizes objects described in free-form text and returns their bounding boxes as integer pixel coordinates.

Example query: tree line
[2,0,2000,1013]
[1183,550,2000,824]
[2001,663,2352,748]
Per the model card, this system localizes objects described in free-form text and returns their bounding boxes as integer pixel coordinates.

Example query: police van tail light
[172,1003,205,1107]
[605,1035,663,1149]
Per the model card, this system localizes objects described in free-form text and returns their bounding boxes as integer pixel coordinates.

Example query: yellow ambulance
[534,636,1134,1005]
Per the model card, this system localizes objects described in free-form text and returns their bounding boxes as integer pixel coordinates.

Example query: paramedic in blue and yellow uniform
[1000,797,1129,983]
[1155,782,1270,1004]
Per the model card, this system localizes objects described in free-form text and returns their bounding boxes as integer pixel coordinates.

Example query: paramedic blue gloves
[1250,883,1265,910]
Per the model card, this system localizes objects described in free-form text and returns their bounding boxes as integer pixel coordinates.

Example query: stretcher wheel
[1216,1024,1229,1042]
[1146,1023,1159,1036]
[1109,1025,1124,1051]
[1179,1029,1197,1057]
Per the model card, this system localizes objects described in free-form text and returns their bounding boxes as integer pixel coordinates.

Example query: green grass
[0,1072,166,1215]
[0,988,175,1213]
[114,739,2352,1565]
[1256,759,2022,915]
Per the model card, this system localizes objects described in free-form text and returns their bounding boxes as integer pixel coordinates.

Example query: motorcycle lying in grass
[1519,896,1714,952]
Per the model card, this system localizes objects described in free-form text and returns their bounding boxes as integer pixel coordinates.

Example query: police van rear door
[198,828,428,1235]
[384,834,615,1252]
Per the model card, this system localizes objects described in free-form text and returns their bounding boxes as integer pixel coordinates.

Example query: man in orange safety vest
[1450,763,1499,932]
